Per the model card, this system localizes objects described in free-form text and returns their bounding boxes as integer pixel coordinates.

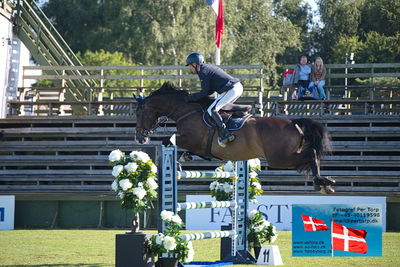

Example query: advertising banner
[292,204,382,257]
[0,195,15,230]
[185,195,386,232]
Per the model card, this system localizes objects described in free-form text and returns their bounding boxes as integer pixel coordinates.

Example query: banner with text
[292,204,382,256]
[185,195,386,232]
[0,195,15,230]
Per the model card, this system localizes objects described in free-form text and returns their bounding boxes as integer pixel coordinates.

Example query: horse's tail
[292,118,332,159]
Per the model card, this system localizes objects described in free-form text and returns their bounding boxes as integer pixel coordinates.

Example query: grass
[0,230,399,266]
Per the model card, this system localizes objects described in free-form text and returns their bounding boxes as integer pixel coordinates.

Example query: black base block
[116,232,155,267]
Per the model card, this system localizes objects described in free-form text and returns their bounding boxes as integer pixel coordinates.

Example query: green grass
[0,230,399,266]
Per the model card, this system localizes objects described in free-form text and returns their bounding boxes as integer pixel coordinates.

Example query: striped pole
[177,170,237,179]
[180,230,235,241]
[176,200,236,211]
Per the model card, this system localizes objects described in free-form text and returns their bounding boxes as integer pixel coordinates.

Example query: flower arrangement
[149,210,195,263]
[247,210,278,248]
[248,158,263,203]
[210,161,236,201]
[210,159,263,202]
[109,149,158,214]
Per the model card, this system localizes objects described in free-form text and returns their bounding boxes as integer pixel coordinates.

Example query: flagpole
[215,46,220,65]
[331,219,334,257]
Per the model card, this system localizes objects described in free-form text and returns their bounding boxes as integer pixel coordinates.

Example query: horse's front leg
[310,149,336,194]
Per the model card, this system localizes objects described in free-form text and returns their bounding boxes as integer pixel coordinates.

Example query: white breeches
[207,82,243,116]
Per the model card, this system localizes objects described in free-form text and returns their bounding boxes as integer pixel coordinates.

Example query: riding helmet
[185,52,204,66]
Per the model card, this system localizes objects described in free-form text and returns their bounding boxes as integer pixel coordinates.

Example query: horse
[134,82,335,193]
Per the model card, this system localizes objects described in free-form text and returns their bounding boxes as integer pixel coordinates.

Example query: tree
[316,0,364,62]
[42,0,302,87]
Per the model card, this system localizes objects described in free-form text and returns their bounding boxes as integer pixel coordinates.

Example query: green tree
[317,0,364,62]
[273,0,314,63]
[359,0,400,37]
[42,0,302,87]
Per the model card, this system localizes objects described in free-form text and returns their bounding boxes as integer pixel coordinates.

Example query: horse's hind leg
[310,149,336,194]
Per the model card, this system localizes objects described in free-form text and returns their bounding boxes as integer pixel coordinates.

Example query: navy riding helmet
[185,52,204,66]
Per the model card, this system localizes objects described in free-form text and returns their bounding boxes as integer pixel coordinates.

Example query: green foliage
[318,0,400,64]
[149,211,194,262]
[42,0,302,87]
[247,210,278,247]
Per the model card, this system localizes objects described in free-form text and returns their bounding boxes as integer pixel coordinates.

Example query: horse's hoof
[320,186,335,194]
[324,176,336,185]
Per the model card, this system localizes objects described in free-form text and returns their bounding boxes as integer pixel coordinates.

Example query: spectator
[309,57,327,100]
[294,56,311,98]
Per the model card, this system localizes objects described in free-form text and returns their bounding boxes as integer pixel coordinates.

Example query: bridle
[135,99,172,139]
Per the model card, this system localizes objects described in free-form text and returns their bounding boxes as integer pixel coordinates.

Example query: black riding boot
[211,110,235,147]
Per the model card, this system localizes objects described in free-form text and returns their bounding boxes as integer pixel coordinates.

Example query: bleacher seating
[1,116,399,196]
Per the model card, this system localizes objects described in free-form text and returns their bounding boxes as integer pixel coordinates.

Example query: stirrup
[217,133,235,148]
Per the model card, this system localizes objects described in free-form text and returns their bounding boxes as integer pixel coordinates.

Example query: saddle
[203,103,253,130]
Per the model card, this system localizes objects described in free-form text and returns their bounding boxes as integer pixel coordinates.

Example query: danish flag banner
[332,222,368,254]
[300,214,329,231]
[292,204,382,257]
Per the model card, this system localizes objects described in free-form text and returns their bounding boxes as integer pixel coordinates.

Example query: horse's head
[134,94,160,144]
[134,82,184,144]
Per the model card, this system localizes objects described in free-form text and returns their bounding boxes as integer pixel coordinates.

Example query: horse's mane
[149,82,213,107]
[149,82,189,98]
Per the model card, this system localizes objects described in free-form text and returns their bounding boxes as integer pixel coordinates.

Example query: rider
[184,52,243,147]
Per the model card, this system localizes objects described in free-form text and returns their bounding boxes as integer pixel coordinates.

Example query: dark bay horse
[134,82,335,193]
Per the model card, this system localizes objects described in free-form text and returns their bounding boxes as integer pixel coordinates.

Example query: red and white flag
[300,214,329,231]
[205,0,224,48]
[332,222,368,254]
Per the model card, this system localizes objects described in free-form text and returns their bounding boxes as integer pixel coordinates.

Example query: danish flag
[332,222,368,254]
[300,214,329,231]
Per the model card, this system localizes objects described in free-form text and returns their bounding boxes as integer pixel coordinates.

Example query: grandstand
[0,63,399,231]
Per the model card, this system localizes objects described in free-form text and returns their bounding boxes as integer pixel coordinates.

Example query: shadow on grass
[5,264,110,267]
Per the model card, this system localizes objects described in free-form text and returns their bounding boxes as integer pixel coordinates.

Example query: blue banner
[292,204,382,257]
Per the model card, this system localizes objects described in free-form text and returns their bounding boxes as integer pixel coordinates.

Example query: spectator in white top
[294,56,311,93]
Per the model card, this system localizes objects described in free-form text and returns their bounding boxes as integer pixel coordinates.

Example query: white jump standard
[158,145,255,264]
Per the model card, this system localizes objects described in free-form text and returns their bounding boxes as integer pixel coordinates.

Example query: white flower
[117,191,125,199]
[249,210,258,220]
[187,241,193,249]
[254,224,264,232]
[217,183,225,191]
[248,158,261,169]
[209,181,218,190]
[223,183,233,193]
[124,162,138,173]
[249,171,258,179]
[111,179,119,191]
[171,214,182,224]
[112,165,124,177]
[130,151,151,163]
[109,149,124,162]
[250,198,258,204]
[163,236,177,251]
[252,182,262,190]
[137,182,144,188]
[119,179,133,191]
[262,220,271,229]
[155,233,164,245]
[132,187,147,200]
[223,161,235,172]
[150,163,158,174]
[147,177,158,190]
[160,210,174,222]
